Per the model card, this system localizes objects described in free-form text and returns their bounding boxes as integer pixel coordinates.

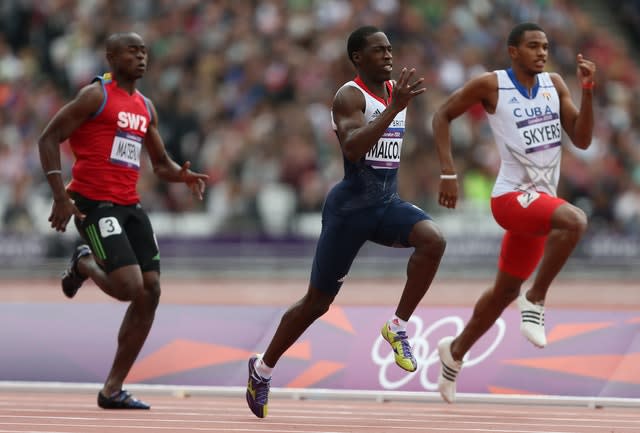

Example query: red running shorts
[490,191,566,280]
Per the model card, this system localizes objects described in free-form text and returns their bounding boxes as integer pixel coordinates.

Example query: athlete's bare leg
[77,259,143,301]
[102,271,160,395]
[525,204,587,304]
[76,260,160,395]
[450,270,523,361]
[394,220,446,320]
[262,286,335,368]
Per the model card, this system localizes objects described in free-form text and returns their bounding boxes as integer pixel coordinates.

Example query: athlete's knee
[106,265,145,301]
[570,207,588,235]
[136,272,160,309]
[143,280,161,310]
[492,284,520,303]
[492,271,523,303]
[554,205,588,237]
[302,287,334,319]
[412,221,446,257]
[117,279,144,302]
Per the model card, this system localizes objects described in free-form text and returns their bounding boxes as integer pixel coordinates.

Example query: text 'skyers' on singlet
[487,69,561,198]
[68,73,153,205]
[329,77,407,211]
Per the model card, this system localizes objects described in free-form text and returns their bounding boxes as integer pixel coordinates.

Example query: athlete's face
[112,34,147,80]
[511,30,548,75]
[354,32,393,82]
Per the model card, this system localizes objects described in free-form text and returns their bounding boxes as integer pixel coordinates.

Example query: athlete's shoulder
[334,80,359,96]
[333,81,364,109]
[77,73,111,95]
[460,71,497,94]
[64,73,111,118]
[477,70,499,84]
[546,72,565,86]
[74,79,105,105]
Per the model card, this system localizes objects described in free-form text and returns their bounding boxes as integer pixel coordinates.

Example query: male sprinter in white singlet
[245,26,447,418]
[431,22,596,403]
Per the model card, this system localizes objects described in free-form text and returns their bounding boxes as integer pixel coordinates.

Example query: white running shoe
[437,336,463,404]
[517,293,546,348]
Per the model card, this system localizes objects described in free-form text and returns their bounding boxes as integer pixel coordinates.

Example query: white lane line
[1,382,638,409]
[0,418,638,432]
[0,423,612,433]
[0,404,638,424]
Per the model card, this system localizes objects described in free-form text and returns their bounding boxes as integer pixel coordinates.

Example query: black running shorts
[69,192,160,274]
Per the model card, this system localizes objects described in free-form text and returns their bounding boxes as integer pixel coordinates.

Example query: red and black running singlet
[67,73,153,205]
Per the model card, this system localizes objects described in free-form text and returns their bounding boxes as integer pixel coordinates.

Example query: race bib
[98,216,123,238]
[517,113,561,155]
[110,130,142,170]
[365,127,403,169]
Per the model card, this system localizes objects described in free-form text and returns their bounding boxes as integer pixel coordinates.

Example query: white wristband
[440,174,457,180]
[46,170,62,176]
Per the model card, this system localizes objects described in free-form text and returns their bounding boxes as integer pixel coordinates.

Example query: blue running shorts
[310,197,430,295]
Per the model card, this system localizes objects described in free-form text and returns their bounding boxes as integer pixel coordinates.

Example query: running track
[0,389,639,433]
[1,276,638,433]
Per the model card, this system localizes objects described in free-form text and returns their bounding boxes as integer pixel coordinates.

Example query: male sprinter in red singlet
[431,22,595,403]
[245,26,447,418]
[38,32,208,409]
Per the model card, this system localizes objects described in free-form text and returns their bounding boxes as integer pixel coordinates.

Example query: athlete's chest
[99,92,150,136]
[362,96,406,169]
[97,90,150,170]
[497,86,562,153]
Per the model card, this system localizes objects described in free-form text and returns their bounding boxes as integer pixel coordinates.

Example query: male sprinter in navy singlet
[38,32,208,409]
[246,26,447,418]
[432,22,595,403]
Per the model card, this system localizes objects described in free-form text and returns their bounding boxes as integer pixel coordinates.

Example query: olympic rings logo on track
[371,315,506,390]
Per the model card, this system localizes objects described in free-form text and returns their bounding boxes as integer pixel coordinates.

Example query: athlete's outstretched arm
[144,101,208,200]
[38,83,103,231]
[432,72,496,209]
[552,54,595,150]
[334,68,425,162]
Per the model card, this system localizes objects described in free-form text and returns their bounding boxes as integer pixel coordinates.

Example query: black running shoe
[61,244,91,298]
[98,390,150,409]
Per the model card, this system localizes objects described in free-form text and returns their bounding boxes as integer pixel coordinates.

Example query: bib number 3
[98,217,122,238]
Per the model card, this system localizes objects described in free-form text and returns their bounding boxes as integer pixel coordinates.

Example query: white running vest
[487,70,562,197]
[331,80,406,169]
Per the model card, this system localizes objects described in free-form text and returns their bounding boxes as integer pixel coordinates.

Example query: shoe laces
[394,331,413,358]
[252,374,271,404]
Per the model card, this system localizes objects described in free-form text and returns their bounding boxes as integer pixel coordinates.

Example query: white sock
[388,316,408,333]
[255,356,273,380]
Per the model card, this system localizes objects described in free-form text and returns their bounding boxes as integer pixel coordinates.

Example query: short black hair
[507,23,544,47]
[106,32,131,52]
[347,25,381,64]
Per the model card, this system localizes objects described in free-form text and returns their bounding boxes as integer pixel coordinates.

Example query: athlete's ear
[106,50,114,66]
[352,51,361,64]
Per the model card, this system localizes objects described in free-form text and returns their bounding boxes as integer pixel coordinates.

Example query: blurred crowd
[1,0,639,238]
